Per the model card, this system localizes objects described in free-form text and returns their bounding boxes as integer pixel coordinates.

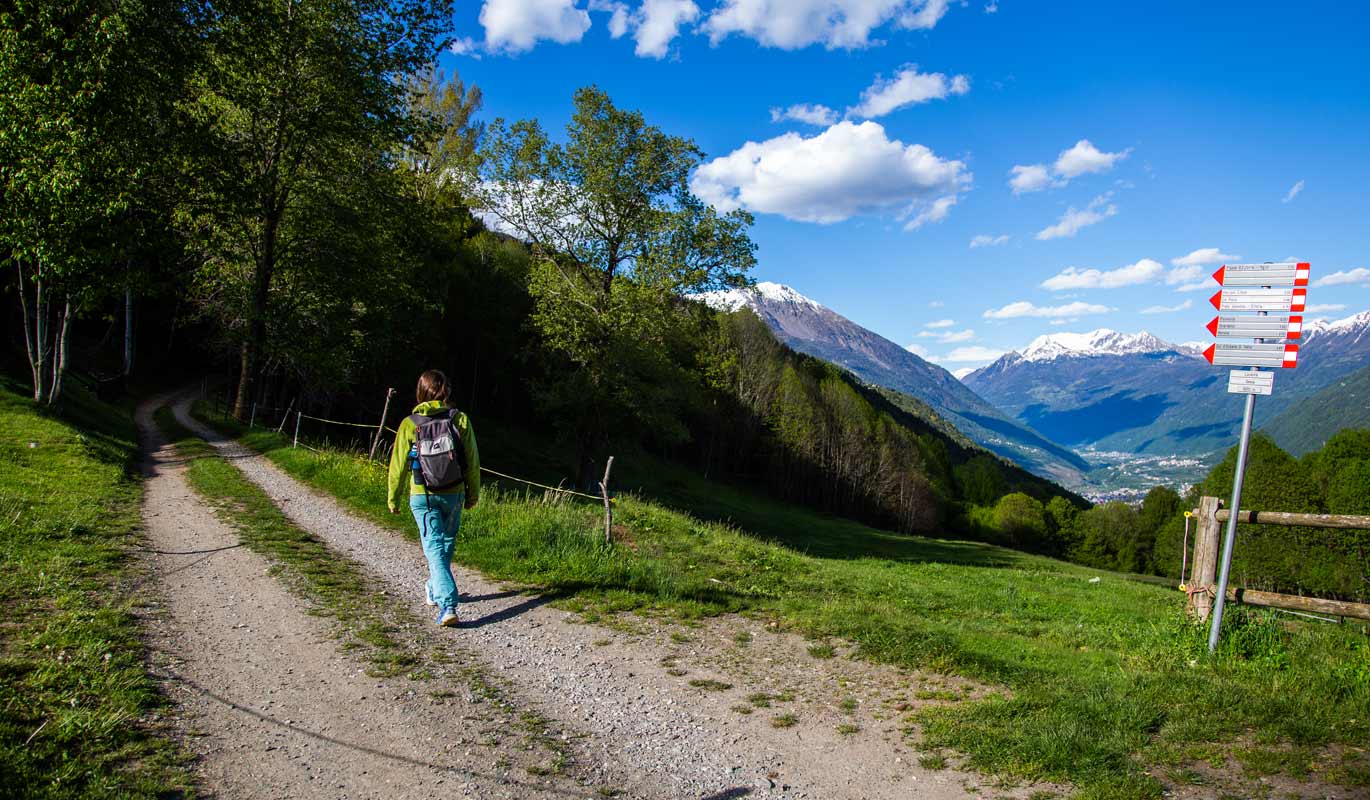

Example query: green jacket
[387,401,480,512]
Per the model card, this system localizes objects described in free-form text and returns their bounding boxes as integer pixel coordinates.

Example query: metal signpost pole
[1207,390,1256,652]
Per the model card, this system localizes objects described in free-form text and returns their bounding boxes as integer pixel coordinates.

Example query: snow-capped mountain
[965,313,1370,464]
[698,282,1090,484]
[701,281,823,313]
[1019,329,1189,362]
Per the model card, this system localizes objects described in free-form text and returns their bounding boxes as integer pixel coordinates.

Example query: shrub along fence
[1186,495,1370,622]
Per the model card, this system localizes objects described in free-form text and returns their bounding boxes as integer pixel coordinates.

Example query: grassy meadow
[203,405,1370,799]
[0,380,193,798]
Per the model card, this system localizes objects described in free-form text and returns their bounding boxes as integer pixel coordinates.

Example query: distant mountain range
[964,312,1370,460]
[698,283,1090,486]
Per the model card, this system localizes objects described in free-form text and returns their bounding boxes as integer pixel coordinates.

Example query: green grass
[198,404,1370,797]
[155,408,418,678]
[0,377,194,798]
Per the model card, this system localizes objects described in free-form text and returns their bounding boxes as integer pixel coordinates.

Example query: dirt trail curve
[141,392,1056,799]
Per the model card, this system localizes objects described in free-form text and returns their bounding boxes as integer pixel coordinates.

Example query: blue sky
[442,0,1370,372]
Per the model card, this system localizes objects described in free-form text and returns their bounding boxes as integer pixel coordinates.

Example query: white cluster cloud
[770,103,838,126]
[983,300,1113,319]
[941,345,1006,362]
[1035,194,1117,240]
[690,120,970,227]
[704,0,950,49]
[1040,258,1164,290]
[924,319,955,328]
[1315,268,1370,287]
[480,0,592,53]
[1141,299,1193,314]
[916,324,975,343]
[594,0,700,57]
[450,36,482,57]
[969,234,1009,248]
[1171,247,1239,268]
[1008,164,1051,194]
[1009,139,1130,194]
[1162,248,1236,291]
[905,194,957,230]
[1306,303,1347,313]
[1283,179,1305,203]
[847,65,969,118]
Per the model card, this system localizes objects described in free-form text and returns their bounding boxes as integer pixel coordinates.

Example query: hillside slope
[698,283,1089,485]
[1263,361,1370,455]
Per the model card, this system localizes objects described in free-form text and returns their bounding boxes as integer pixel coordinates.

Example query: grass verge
[0,378,194,798]
[198,404,1370,799]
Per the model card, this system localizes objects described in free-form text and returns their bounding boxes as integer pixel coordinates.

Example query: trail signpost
[1201,262,1311,653]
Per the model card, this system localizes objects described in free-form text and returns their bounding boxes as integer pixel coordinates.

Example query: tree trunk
[48,297,72,405]
[16,265,43,402]
[234,210,280,420]
[36,266,50,403]
[123,284,135,377]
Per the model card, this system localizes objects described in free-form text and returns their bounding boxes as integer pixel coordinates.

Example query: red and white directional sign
[1206,315,1303,340]
[1212,262,1310,287]
[1202,342,1299,368]
[1228,370,1275,396]
[1209,288,1307,313]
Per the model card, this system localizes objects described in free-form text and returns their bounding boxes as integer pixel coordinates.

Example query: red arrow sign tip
[1203,344,1215,364]
[1212,266,1226,285]
[1209,290,1223,310]
[1206,317,1219,336]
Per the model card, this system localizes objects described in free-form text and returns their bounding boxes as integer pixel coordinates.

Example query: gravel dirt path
[142,392,1064,799]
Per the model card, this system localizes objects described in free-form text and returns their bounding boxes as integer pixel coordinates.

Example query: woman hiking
[387,370,480,627]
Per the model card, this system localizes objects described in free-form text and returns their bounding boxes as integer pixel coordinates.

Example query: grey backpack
[408,410,467,491]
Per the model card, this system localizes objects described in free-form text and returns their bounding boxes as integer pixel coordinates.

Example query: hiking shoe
[425,584,436,607]
[437,607,460,627]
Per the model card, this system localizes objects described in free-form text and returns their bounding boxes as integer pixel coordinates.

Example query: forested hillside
[1263,362,1370,455]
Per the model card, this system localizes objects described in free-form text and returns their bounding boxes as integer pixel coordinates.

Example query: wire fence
[203,388,610,506]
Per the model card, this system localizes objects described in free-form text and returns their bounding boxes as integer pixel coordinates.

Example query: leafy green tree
[471,87,756,483]
[1,0,193,402]
[1045,495,1081,556]
[399,67,485,208]
[992,492,1049,550]
[955,455,1007,506]
[1073,502,1144,573]
[183,0,452,418]
[1137,485,1181,572]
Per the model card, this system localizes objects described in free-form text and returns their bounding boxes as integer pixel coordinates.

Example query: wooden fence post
[292,411,301,449]
[275,398,295,434]
[600,456,615,545]
[1189,496,1223,621]
[368,388,397,461]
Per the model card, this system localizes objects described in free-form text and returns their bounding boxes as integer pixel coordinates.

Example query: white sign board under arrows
[1227,370,1275,396]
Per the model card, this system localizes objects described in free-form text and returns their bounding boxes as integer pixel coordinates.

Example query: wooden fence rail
[1186,497,1370,623]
